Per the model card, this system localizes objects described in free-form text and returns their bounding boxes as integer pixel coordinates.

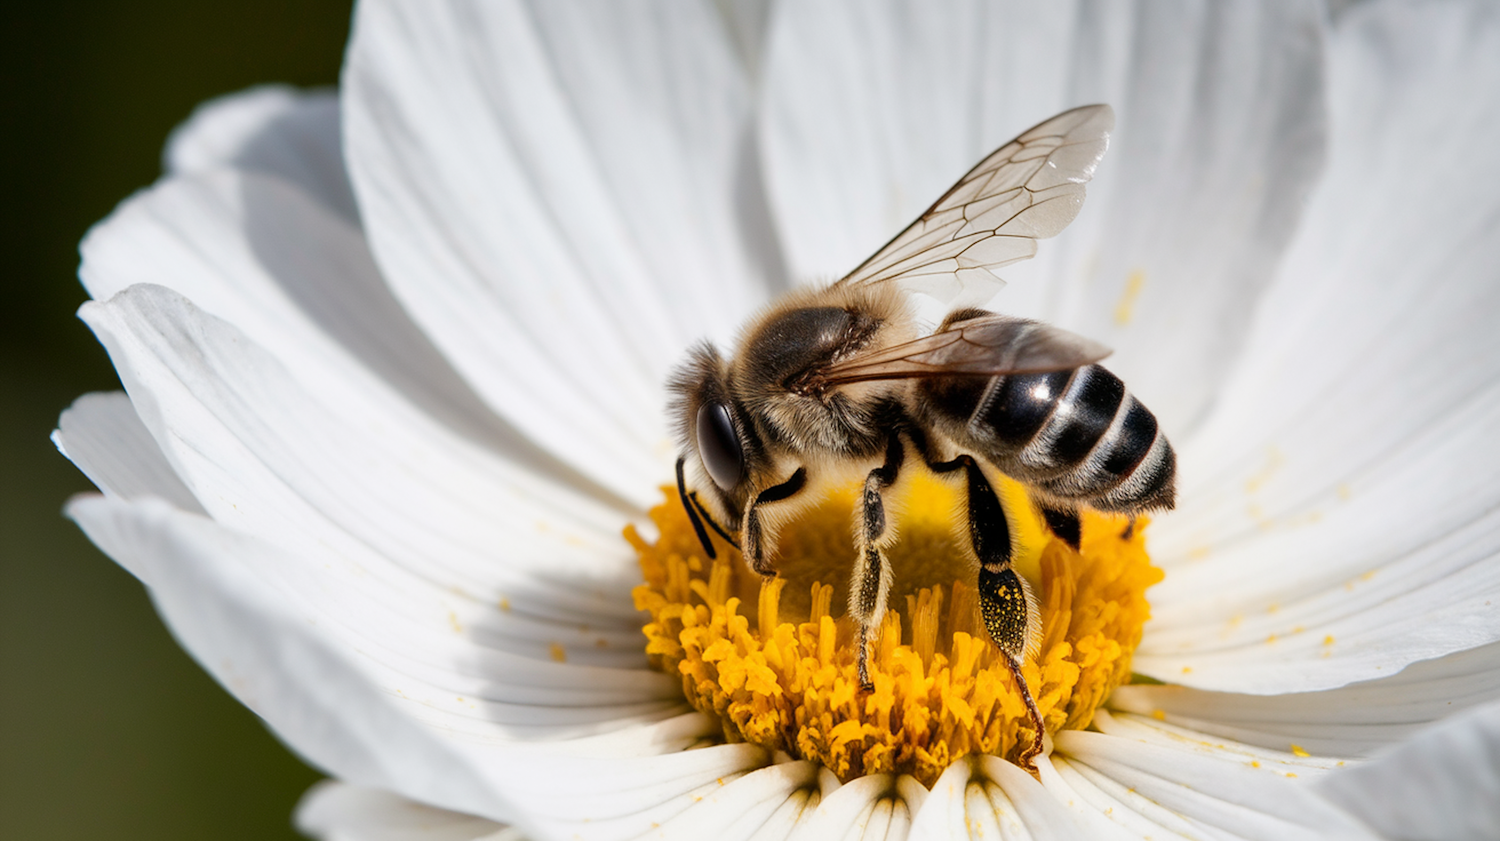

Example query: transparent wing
[838,104,1114,303]
[807,314,1111,389]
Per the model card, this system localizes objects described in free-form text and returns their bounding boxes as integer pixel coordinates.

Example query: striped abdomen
[916,365,1175,513]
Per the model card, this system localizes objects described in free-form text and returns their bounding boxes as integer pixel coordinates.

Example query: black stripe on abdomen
[973,369,1073,449]
[1099,398,1157,480]
[1046,366,1124,467]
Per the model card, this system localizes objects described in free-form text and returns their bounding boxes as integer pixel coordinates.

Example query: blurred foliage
[1,3,354,839]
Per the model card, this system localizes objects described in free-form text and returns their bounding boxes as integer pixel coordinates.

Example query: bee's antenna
[690,492,741,550]
[676,456,717,560]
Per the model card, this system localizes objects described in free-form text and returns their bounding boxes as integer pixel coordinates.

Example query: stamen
[628,472,1160,785]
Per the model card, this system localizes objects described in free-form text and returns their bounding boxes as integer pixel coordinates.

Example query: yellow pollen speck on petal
[448,611,463,633]
[1113,269,1146,325]
[1291,744,1311,758]
[1324,635,1336,646]
[1181,666,1193,674]
[499,597,511,612]
[549,642,567,662]
[627,472,1161,785]
[1244,446,1284,494]
[1151,709,1166,721]
[1251,760,1261,768]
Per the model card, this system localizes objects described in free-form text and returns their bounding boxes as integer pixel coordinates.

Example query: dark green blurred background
[2,4,354,839]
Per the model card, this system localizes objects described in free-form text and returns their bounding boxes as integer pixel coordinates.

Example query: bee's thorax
[729,285,916,459]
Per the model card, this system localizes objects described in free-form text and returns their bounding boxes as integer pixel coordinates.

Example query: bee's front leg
[742,467,808,576]
[851,434,905,692]
[928,453,1046,775]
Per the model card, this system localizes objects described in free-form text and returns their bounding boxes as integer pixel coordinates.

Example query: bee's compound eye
[696,401,745,491]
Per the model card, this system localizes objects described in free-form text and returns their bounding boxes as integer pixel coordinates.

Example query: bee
[668,104,1174,771]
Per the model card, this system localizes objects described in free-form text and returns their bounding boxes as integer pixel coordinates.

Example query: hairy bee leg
[929,454,1045,774]
[742,468,808,576]
[1040,507,1082,551]
[851,434,905,691]
[1004,653,1046,775]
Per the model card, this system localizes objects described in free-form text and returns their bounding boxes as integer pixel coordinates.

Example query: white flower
[54,0,1500,838]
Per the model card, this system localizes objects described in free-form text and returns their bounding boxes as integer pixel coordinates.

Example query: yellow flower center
[628,471,1160,786]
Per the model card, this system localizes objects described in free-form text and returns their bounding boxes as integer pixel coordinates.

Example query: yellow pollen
[628,472,1161,785]
[1113,269,1147,325]
[1290,744,1311,758]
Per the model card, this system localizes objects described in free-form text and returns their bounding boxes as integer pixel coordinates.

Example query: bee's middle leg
[851,434,904,691]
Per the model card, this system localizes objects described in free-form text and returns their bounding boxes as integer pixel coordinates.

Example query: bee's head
[667,342,761,537]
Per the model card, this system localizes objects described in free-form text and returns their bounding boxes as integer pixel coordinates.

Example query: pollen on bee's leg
[1005,655,1046,779]
[627,472,1162,786]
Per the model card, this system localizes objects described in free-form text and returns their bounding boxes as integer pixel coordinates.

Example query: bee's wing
[838,104,1113,303]
[809,315,1110,388]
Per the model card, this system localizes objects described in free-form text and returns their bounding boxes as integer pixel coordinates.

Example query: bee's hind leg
[928,453,1046,776]
[851,433,905,692]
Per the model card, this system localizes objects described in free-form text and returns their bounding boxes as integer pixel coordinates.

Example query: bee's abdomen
[919,365,1175,513]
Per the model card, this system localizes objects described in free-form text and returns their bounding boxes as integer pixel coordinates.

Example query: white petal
[646,761,819,841]
[296,781,514,841]
[80,285,657,656]
[1319,697,1500,841]
[68,492,790,833]
[716,0,773,78]
[760,0,1327,431]
[1142,0,1500,693]
[164,84,359,222]
[489,739,786,840]
[1054,716,1378,840]
[54,391,203,513]
[1112,640,1500,758]
[79,172,643,621]
[80,169,614,509]
[67,494,516,821]
[1089,709,1346,774]
[343,0,780,505]
[791,774,926,841]
[907,755,1124,840]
